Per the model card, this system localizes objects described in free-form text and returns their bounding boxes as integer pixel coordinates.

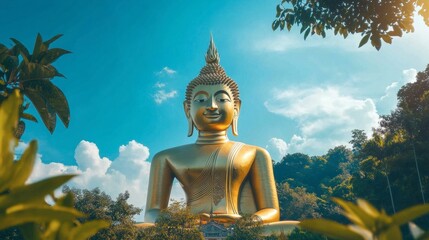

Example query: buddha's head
[184,36,241,137]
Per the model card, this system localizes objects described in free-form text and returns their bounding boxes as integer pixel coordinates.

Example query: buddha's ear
[232,100,241,136]
[184,101,194,137]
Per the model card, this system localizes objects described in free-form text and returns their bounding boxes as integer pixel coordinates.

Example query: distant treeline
[274,65,429,232]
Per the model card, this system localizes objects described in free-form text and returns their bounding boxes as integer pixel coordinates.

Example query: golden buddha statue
[142,36,298,235]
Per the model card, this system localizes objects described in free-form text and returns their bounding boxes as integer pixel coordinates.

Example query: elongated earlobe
[232,108,239,136]
[187,117,194,137]
[184,101,194,137]
[232,116,238,136]
[232,101,241,136]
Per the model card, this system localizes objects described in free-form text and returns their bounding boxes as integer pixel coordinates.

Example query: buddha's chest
[171,143,254,187]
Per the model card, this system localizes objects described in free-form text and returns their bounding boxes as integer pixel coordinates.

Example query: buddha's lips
[204,114,221,119]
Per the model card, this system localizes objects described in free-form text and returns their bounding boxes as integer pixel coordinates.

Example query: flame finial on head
[205,34,220,64]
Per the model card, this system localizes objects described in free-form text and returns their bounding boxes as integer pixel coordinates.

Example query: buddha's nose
[206,97,218,110]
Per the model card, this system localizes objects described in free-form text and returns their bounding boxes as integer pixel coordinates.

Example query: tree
[227,215,263,240]
[62,187,142,240]
[272,0,429,50]
[139,200,203,240]
[0,34,71,135]
[277,182,321,220]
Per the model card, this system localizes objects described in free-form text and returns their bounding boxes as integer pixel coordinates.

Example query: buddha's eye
[193,94,208,103]
[217,98,231,103]
[215,93,231,103]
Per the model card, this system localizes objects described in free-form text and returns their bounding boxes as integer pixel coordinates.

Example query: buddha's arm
[249,148,280,223]
[144,152,174,223]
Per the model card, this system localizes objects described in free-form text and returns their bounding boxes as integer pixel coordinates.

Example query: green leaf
[300,219,364,240]
[371,35,381,50]
[0,205,83,231]
[276,5,282,18]
[272,20,280,30]
[393,25,403,37]
[8,140,38,189]
[358,34,370,48]
[304,28,311,40]
[39,48,71,65]
[381,35,392,44]
[280,20,285,30]
[10,38,30,59]
[19,62,58,80]
[32,33,44,62]
[392,204,429,226]
[69,220,110,240]
[0,174,76,209]
[23,79,70,128]
[21,113,38,122]
[43,34,63,48]
[22,86,57,133]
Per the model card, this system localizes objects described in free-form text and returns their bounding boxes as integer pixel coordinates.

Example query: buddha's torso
[162,141,255,216]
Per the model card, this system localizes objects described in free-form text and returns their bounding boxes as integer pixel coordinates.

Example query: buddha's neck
[196,131,229,145]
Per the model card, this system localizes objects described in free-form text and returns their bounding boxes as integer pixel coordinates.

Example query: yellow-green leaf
[356,199,380,218]
[0,205,83,231]
[8,140,38,189]
[69,220,110,240]
[0,174,76,210]
[0,90,21,192]
[378,225,402,240]
[300,219,364,240]
[392,204,429,226]
[333,198,376,229]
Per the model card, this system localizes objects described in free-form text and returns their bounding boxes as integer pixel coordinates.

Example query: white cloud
[266,138,288,162]
[153,68,178,104]
[156,66,177,77]
[28,140,185,222]
[378,68,417,112]
[403,68,417,83]
[265,86,379,154]
[154,90,178,104]
[155,81,166,88]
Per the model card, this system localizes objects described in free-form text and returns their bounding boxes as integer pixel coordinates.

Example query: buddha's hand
[200,213,242,223]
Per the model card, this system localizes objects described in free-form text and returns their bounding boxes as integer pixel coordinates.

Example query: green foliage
[300,198,429,240]
[62,187,142,240]
[288,228,328,240]
[227,215,263,240]
[0,90,108,239]
[277,182,320,220]
[140,200,203,240]
[0,34,70,134]
[272,0,429,50]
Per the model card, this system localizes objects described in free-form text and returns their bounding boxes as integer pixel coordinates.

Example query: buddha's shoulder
[152,144,196,159]
[230,141,270,155]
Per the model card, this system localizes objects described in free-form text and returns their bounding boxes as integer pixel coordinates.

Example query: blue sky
[4,0,429,218]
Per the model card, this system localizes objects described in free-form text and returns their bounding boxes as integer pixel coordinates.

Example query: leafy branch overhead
[272,0,429,50]
[0,33,71,134]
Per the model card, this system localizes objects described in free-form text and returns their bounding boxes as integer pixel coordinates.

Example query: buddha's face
[188,84,238,132]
